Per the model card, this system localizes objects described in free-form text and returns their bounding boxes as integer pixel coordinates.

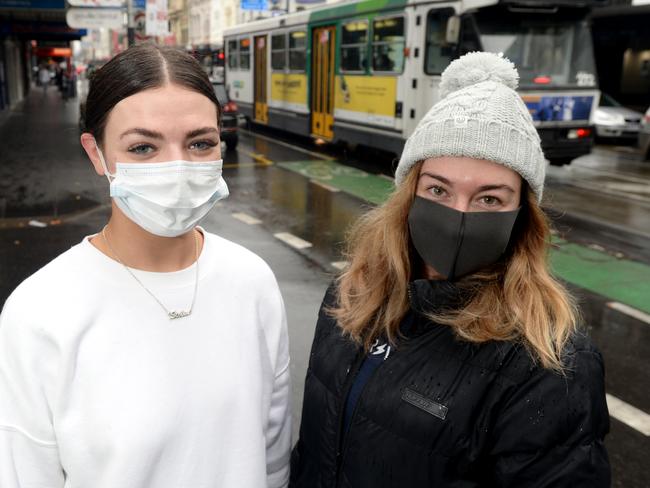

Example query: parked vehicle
[594,93,643,142]
[225,0,605,167]
[213,82,239,150]
[639,106,650,161]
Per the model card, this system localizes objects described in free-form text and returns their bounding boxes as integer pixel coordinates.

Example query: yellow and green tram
[224,0,606,166]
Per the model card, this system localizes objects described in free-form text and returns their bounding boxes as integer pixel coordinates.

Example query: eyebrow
[186,127,219,139]
[119,127,219,140]
[420,172,516,194]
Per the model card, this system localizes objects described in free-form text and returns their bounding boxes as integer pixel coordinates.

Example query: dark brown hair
[82,43,220,144]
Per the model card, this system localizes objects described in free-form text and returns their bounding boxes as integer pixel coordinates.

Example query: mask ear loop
[95,140,115,182]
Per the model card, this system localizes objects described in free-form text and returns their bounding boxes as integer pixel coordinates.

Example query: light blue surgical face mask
[96,144,229,237]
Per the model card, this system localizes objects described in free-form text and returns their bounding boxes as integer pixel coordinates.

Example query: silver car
[594,93,643,141]
[639,106,650,161]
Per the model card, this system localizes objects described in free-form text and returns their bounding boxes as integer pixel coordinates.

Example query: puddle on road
[0,192,101,221]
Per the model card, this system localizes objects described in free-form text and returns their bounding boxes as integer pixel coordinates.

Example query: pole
[127,0,135,46]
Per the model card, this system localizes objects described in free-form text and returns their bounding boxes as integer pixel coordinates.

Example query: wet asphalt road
[1,87,649,486]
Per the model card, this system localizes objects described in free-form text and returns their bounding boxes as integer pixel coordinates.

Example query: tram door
[254,35,268,124]
[311,26,336,139]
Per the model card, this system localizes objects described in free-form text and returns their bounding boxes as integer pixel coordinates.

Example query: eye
[127,144,155,155]
[479,195,502,206]
[189,140,218,151]
[428,185,447,197]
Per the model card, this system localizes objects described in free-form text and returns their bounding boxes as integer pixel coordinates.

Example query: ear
[80,133,108,176]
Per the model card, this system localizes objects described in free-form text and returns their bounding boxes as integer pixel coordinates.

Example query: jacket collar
[408,279,465,316]
[400,280,466,338]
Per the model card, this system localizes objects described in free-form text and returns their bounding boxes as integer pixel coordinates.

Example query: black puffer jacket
[290,280,610,488]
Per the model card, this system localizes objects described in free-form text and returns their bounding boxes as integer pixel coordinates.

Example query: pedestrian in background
[0,43,291,488]
[290,52,610,487]
[38,63,50,94]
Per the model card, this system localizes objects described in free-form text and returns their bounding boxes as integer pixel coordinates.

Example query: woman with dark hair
[0,44,291,488]
[290,52,610,487]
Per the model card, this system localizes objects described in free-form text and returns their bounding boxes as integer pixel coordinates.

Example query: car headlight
[594,110,625,125]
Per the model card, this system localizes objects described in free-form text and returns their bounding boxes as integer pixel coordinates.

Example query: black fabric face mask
[408,196,520,281]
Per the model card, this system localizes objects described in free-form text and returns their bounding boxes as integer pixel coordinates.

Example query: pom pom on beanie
[439,52,519,98]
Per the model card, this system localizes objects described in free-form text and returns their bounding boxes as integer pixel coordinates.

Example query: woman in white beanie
[290,52,610,488]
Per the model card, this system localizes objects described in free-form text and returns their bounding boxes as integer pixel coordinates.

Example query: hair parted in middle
[328,161,579,372]
[82,43,221,145]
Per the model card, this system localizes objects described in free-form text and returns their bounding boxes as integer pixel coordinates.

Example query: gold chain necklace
[101,226,200,320]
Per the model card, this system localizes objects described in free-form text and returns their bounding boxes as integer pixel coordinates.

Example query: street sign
[66,7,124,29]
[145,0,169,36]
[67,0,123,7]
[241,0,268,10]
[0,0,65,8]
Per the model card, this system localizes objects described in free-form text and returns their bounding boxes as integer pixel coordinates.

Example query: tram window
[239,38,251,71]
[372,16,405,73]
[272,33,287,70]
[227,39,238,69]
[341,20,369,73]
[425,9,454,75]
[289,30,306,71]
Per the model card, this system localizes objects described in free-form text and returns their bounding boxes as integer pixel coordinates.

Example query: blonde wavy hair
[329,161,579,371]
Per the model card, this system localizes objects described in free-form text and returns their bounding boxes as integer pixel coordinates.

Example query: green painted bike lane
[278,160,650,314]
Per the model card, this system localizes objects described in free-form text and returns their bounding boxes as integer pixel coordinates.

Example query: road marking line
[28,219,47,228]
[231,212,262,225]
[606,394,650,436]
[310,179,340,192]
[606,302,650,325]
[250,153,273,166]
[331,261,349,270]
[274,232,313,250]
[223,162,271,169]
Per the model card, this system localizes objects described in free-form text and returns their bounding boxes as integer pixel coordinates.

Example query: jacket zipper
[334,343,401,487]
[333,349,365,485]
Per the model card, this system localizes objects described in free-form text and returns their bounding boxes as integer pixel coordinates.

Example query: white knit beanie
[395,52,546,201]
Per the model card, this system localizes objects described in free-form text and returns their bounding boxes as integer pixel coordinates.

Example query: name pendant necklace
[102,226,199,320]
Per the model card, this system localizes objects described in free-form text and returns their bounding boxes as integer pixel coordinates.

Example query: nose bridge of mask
[110,160,225,204]
[448,212,466,280]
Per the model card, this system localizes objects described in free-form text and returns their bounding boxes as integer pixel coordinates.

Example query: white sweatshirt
[0,230,291,488]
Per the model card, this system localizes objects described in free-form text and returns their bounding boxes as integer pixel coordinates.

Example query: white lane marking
[274,232,313,250]
[310,179,340,192]
[231,212,262,225]
[331,261,349,270]
[28,220,48,228]
[606,394,650,436]
[606,302,650,325]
